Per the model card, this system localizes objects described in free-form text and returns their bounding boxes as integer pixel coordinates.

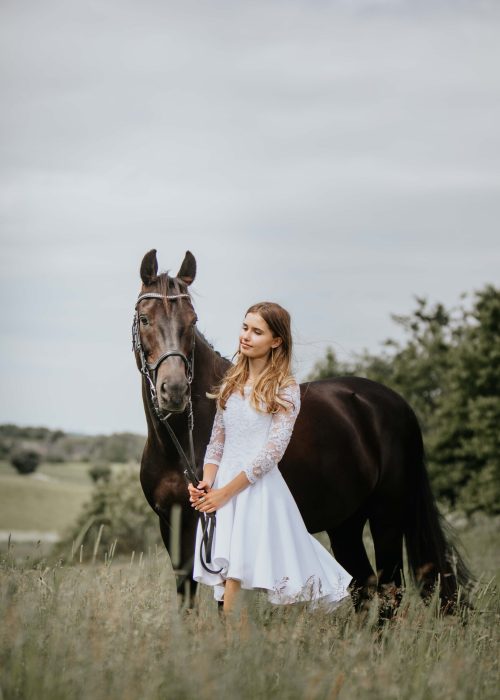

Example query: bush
[88,463,112,483]
[10,449,41,475]
[0,439,11,460]
[56,466,161,560]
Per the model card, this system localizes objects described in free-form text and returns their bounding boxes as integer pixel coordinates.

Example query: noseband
[131,290,222,575]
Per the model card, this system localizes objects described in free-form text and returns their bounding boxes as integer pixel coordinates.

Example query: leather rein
[131,291,222,575]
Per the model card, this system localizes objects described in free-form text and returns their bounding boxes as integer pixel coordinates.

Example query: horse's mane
[195,328,228,360]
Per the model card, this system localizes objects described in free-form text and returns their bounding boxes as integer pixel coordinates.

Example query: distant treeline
[0,424,145,464]
[307,284,499,516]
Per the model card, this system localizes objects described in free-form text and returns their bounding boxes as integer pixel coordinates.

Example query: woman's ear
[272,337,283,349]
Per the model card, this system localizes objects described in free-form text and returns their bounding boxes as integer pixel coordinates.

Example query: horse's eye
[140,316,149,326]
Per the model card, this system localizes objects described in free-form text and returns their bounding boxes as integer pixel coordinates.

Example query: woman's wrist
[224,472,252,499]
[202,462,218,487]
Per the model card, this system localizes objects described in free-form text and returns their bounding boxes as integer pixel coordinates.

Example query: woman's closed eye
[242,325,262,335]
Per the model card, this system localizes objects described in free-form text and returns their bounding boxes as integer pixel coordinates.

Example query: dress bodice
[203,383,301,483]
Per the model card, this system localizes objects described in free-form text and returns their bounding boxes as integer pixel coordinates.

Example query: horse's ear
[177,250,197,286]
[140,249,158,286]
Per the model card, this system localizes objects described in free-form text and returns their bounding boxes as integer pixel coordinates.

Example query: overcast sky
[1,0,499,435]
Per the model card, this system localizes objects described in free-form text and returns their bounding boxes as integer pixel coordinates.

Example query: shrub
[88,463,112,483]
[56,466,161,560]
[10,449,41,475]
[0,439,11,460]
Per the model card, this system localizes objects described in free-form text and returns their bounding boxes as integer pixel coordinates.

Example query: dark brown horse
[134,249,472,613]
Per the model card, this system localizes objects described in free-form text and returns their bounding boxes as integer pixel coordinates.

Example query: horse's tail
[403,410,474,610]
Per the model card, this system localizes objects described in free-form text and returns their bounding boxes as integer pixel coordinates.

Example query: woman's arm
[243,382,301,484]
[188,404,225,502]
[203,404,225,468]
[202,462,219,488]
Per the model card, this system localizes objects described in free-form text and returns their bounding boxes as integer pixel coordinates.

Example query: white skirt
[193,462,353,610]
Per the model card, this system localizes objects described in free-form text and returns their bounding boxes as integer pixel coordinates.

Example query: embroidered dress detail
[203,405,225,466]
[193,380,353,609]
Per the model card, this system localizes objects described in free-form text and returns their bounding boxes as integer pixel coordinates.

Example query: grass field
[1,460,498,698]
[0,460,133,534]
[0,512,498,699]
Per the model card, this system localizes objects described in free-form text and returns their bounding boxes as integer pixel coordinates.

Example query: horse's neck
[191,331,230,407]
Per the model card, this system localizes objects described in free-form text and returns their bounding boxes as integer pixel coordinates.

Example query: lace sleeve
[203,404,225,466]
[243,383,301,484]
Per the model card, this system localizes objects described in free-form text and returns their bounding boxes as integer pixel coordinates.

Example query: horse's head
[133,249,198,415]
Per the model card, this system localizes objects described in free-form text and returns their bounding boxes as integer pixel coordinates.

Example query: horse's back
[281,376,418,531]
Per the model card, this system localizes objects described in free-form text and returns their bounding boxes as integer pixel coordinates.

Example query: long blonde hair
[207,301,297,414]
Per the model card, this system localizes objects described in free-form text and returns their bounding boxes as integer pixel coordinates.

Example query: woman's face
[239,312,282,360]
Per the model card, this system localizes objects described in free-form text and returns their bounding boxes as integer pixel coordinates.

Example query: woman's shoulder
[276,377,301,412]
[278,376,300,394]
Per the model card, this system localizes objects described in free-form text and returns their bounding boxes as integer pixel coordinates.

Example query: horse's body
[135,250,471,612]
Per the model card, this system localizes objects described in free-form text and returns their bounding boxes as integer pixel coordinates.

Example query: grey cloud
[1,0,499,432]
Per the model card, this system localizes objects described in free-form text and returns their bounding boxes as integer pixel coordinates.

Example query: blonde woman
[189,301,352,613]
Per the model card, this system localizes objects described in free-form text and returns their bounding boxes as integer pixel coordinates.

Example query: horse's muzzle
[158,384,190,413]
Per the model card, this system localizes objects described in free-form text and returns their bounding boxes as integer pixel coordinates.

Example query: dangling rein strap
[198,513,219,575]
[161,415,223,575]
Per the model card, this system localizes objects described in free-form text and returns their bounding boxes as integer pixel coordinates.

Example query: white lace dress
[192,382,353,609]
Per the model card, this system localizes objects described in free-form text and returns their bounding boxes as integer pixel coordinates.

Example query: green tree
[307,285,500,514]
[306,347,356,380]
[427,285,500,512]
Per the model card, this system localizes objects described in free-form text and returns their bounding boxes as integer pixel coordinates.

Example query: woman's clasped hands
[188,480,231,513]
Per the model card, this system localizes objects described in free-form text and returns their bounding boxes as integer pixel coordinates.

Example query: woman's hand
[192,487,231,514]
[188,480,212,506]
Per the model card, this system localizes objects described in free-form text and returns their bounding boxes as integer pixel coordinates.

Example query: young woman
[188,301,352,613]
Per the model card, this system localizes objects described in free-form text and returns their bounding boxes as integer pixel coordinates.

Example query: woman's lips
[241,342,251,348]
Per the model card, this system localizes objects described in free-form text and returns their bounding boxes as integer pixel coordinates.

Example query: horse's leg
[326,507,376,612]
[368,505,404,620]
[158,509,198,609]
[179,509,200,609]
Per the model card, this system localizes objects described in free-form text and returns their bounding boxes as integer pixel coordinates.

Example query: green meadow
[0,461,498,700]
[0,461,93,533]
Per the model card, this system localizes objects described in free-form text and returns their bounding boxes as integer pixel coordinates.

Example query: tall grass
[1,521,498,700]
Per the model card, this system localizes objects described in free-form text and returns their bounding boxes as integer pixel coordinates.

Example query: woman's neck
[247,356,269,383]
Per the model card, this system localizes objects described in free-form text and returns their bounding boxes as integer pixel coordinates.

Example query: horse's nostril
[160,382,189,400]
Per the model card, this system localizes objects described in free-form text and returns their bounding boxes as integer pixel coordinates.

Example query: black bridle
[132,291,222,576]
